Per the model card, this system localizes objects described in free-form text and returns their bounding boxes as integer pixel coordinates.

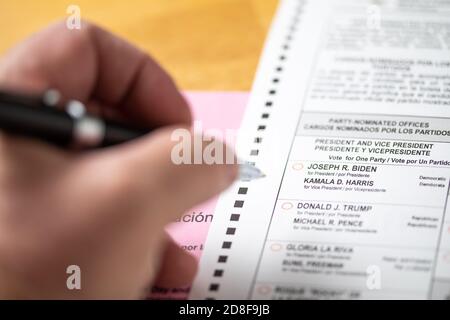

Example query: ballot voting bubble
[257,285,272,296]
[292,162,304,171]
[444,251,450,263]
[281,202,293,210]
[270,243,283,252]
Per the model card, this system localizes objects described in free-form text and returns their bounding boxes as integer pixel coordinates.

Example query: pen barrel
[0,101,73,146]
[102,121,149,147]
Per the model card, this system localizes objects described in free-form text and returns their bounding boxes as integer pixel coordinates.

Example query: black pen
[0,89,265,180]
[0,89,150,148]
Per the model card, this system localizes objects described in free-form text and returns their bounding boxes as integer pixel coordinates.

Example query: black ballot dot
[226,228,236,235]
[234,200,244,208]
[213,270,224,277]
[230,214,240,221]
[238,187,248,194]
[209,284,219,291]
[222,241,232,249]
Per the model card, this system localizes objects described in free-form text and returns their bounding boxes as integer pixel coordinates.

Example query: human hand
[0,21,237,299]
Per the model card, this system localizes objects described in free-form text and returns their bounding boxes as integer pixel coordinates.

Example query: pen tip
[238,163,266,181]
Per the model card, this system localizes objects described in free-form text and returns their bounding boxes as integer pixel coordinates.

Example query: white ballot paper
[190,0,450,299]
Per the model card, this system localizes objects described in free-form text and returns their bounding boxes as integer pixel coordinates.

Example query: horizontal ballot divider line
[276,198,443,209]
[263,239,439,251]
[434,277,450,282]
[252,280,426,295]
[294,135,450,145]
[287,158,450,170]
[303,110,450,122]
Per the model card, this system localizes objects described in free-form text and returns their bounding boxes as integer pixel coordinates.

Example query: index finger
[0,20,191,127]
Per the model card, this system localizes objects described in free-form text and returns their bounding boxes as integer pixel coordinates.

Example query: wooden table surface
[0,0,279,91]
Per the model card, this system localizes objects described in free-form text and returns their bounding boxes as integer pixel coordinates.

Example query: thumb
[95,126,238,222]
